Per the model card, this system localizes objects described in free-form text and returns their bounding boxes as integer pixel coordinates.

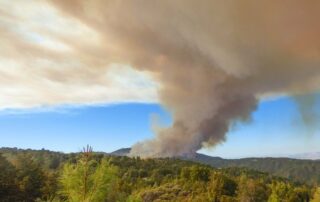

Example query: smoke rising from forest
[3,0,320,157]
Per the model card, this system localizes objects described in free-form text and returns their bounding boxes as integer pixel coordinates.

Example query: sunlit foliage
[0,147,315,202]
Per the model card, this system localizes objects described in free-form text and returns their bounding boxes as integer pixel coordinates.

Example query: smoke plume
[9,0,320,156]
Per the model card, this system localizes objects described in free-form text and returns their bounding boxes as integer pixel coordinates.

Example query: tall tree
[59,146,118,202]
[0,154,20,202]
[14,153,45,202]
[237,175,269,202]
[208,173,237,201]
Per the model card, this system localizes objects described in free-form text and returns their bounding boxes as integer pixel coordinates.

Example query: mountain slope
[190,153,320,185]
[110,148,132,156]
[110,148,320,185]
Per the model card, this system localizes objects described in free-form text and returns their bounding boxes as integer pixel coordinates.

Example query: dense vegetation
[190,153,320,185]
[112,148,320,185]
[0,147,319,202]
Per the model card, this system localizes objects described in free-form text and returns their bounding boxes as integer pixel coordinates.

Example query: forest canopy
[0,147,318,202]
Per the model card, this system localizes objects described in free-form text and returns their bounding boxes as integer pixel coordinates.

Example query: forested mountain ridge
[0,147,318,201]
[190,153,320,185]
[112,148,320,185]
[2,147,320,186]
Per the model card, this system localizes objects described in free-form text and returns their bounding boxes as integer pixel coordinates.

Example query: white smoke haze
[2,0,320,157]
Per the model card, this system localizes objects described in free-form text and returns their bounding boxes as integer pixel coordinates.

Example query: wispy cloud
[0,0,158,110]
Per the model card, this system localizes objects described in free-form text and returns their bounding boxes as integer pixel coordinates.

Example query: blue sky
[1,0,320,159]
[0,96,319,158]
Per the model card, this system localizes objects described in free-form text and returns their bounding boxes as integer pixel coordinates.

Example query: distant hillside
[110,148,132,156]
[110,148,320,185]
[190,153,320,185]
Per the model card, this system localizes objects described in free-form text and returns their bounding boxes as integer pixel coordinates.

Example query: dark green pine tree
[0,153,21,202]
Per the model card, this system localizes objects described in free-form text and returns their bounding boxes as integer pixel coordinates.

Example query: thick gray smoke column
[50,0,320,157]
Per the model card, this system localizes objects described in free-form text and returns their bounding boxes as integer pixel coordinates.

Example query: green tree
[0,154,21,202]
[41,171,59,202]
[208,173,237,201]
[238,176,269,202]
[268,181,310,202]
[14,153,46,202]
[59,146,118,202]
[189,165,210,182]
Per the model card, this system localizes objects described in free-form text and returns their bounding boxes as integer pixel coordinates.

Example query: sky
[0,96,319,158]
[1,0,320,158]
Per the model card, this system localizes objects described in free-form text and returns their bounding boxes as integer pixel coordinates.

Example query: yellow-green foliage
[59,147,117,202]
[0,148,317,202]
[268,181,310,202]
[312,188,320,202]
